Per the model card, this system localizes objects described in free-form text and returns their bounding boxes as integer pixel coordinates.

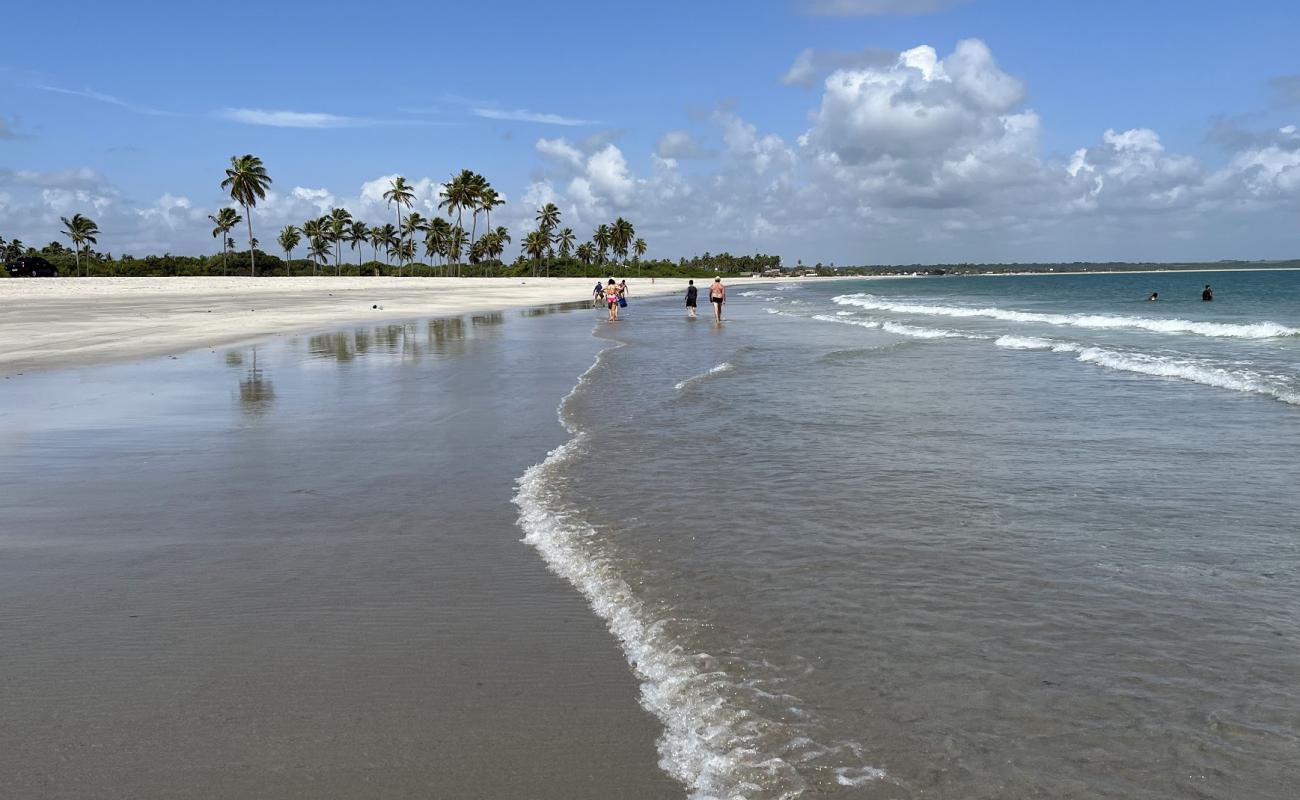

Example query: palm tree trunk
[245,208,256,276]
[395,208,402,278]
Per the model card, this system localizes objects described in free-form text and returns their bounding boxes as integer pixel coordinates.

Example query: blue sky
[3,0,1299,264]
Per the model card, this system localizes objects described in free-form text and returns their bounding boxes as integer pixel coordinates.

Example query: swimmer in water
[1148,292,1159,301]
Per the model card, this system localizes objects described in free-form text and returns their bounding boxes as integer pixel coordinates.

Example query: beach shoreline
[0,275,840,375]
[0,302,682,799]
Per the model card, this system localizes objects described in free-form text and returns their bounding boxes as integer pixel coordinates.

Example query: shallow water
[521,271,1300,798]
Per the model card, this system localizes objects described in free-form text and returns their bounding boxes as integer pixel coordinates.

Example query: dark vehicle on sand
[5,256,59,277]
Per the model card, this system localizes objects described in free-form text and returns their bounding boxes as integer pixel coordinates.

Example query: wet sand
[0,306,679,798]
[0,276,813,375]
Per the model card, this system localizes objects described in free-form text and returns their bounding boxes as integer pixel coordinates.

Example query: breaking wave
[834,294,1300,339]
[675,361,734,391]
[994,335,1300,405]
[514,343,888,798]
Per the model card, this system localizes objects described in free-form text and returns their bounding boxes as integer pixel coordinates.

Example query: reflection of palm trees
[308,332,356,362]
[427,317,467,354]
[471,312,504,328]
[238,349,276,414]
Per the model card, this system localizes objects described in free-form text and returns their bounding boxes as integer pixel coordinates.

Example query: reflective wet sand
[0,304,677,798]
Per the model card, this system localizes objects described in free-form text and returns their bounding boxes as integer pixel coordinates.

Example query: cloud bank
[5,40,1300,264]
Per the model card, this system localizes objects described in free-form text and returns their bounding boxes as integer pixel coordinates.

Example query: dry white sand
[0,276,779,374]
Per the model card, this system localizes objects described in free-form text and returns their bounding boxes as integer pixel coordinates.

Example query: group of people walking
[593,277,728,322]
[595,279,630,321]
[684,278,727,321]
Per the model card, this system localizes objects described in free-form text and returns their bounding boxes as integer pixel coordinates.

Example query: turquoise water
[519,270,1300,798]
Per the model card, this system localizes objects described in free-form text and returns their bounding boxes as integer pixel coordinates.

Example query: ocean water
[516,271,1300,799]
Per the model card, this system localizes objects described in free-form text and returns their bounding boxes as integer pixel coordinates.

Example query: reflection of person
[709,277,726,322]
[605,278,620,321]
[1202,284,1214,302]
[1148,292,1159,301]
[685,280,698,318]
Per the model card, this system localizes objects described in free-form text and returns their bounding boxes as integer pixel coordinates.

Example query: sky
[2,0,1299,265]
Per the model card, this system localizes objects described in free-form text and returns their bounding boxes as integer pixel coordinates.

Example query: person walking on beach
[1202,284,1214,302]
[605,279,620,322]
[709,277,726,322]
[593,281,605,307]
[685,280,698,318]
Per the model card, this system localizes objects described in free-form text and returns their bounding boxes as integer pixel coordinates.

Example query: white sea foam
[881,321,987,339]
[833,294,1300,339]
[812,313,880,329]
[994,335,1057,350]
[514,345,888,798]
[1071,347,1300,405]
[675,361,734,391]
[996,335,1300,405]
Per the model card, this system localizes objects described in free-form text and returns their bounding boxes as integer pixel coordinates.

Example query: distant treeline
[821,260,1300,276]
[1,239,785,279]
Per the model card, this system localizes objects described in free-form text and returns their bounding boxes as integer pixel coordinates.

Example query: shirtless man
[709,277,726,322]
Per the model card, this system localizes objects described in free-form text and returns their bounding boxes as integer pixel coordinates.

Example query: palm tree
[593,224,611,264]
[523,229,549,277]
[446,226,467,269]
[467,172,488,247]
[302,218,325,275]
[369,225,384,265]
[383,176,415,276]
[347,221,370,272]
[479,186,503,240]
[576,242,594,267]
[400,212,426,272]
[397,238,416,264]
[375,223,398,268]
[536,203,561,238]
[633,237,647,265]
[60,213,100,276]
[208,207,241,276]
[327,208,352,276]
[426,217,451,272]
[556,227,576,259]
[611,217,635,266]
[221,154,272,276]
[277,225,301,276]
[438,170,479,275]
[423,227,442,267]
[308,236,331,269]
[490,225,511,273]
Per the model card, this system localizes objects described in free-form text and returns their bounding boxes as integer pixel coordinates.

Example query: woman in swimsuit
[709,277,726,322]
[605,278,620,321]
